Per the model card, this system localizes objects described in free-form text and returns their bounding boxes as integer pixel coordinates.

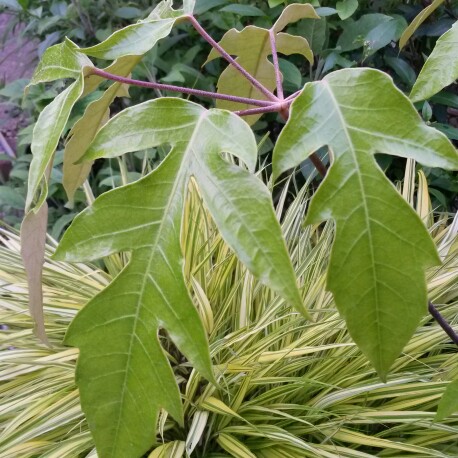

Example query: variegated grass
[0,163,457,457]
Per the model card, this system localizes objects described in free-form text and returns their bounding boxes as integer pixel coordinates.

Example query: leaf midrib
[111,109,208,456]
[322,81,384,370]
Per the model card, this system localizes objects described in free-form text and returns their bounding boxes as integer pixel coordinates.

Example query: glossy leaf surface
[274,68,458,378]
[410,21,458,102]
[55,98,304,457]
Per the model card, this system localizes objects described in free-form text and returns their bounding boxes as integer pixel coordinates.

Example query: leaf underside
[21,0,193,343]
[410,20,458,102]
[274,68,458,379]
[55,98,304,458]
[205,4,317,124]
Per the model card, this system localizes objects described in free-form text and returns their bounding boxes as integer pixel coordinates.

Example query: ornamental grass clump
[1,175,458,457]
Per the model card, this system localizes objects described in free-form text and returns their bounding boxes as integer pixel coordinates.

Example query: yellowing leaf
[272,3,319,33]
[54,98,304,457]
[399,0,445,50]
[206,26,314,123]
[20,203,49,345]
[63,56,141,204]
[410,21,458,102]
[274,68,458,379]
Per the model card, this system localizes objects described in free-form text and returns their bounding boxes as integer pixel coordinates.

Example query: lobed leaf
[55,98,305,457]
[410,21,458,103]
[205,7,317,124]
[274,68,458,379]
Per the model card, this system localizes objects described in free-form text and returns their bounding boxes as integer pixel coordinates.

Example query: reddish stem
[89,68,275,107]
[187,15,279,103]
[269,29,283,100]
[235,103,285,117]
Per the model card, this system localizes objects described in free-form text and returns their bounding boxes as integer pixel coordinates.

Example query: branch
[269,29,283,100]
[429,301,458,346]
[89,68,276,107]
[187,15,279,103]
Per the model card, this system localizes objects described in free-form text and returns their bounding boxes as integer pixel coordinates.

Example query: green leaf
[384,56,416,87]
[336,0,358,21]
[63,56,140,205]
[273,68,458,378]
[25,76,84,211]
[399,0,445,50]
[80,0,192,60]
[194,0,228,15]
[0,186,25,209]
[410,21,458,103]
[114,6,142,19]
[80,20,176,60]
[206,5,318,124]
[362,16,406,58]
[337,14,392,52]
[55,98,305,457]
[295,17,327,55]
[28,38,92,86]
[220,4,265,17]
[436,380,458,421]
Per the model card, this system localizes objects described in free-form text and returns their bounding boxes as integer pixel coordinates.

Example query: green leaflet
[27,38,92,86]
[25,76,84,211]
[336,0,358,20]
[205,4,318,124]
[54,98,305,457]
[22,0,191,341]
[273,68,458,379]
[80,0,194,60]
[436,380,458,421]
[21,37,92,342]
[410,21,458,102]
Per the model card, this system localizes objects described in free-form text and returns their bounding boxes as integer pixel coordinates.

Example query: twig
[428,301,458,345]
[187,15,279,102]
[269,29,283,100]
[89,68,276,107]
